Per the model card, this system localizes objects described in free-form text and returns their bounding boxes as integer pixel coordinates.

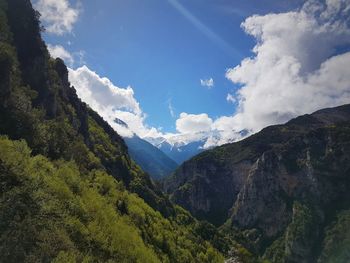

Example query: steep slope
[0,1,227,261]
[165,104,350,262]
[0,136,226,263]
[0,0,173,216]
[124,135,178,180]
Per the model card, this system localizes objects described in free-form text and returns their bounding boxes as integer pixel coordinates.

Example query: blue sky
[35,0,350,147]
[42,0,303,132]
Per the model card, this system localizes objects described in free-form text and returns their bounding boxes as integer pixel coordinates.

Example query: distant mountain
[157,139,205,165]
[145,134,206,165]
[145,130,250,165]
[113,118,179,179]
[164,104,350,262]
[124,135,178,179]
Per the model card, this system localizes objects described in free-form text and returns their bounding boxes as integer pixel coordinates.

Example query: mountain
[145,134,206,165]
[0,1,229,261]
[124,135,178,179]
[145,129,250,165]
[165,104,350,262]
[158,139,205,165]
[113,118,178,179]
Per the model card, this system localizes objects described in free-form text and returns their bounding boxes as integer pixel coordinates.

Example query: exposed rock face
[232,151,293,238]
[166,159,251,225]
[165,104,350,260]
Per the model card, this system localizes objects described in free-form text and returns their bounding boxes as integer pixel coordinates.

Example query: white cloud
[47,44,85,67]
[176,113,213,133]
[47,44,74,66]
[68,66,162,138]
[226,93,236,104]
[34,0,80,35]
[200,78,214,88]
[222,0,350,137]
[69,66,141,114]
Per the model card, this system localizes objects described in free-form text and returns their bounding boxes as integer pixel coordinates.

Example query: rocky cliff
[165,104,350,262]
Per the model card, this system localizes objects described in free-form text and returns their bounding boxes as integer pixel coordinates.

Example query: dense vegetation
[0,137,225,262]
[0,0,229,261]
[319,209,350,262]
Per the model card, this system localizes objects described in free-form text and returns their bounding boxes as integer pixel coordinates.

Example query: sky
[34,0,350,148]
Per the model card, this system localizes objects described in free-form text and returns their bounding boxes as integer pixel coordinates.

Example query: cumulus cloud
[176,113,213,134]
[200,78,214,88]
[68,66,162,138]
[34,0,80,35]
[220,0,350,141]
[47,44,74,66]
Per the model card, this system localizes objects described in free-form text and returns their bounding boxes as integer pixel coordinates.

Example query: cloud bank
[213,0,350,146]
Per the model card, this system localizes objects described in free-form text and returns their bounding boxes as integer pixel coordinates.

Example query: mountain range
[114,117,202,179]
[119,119,247,179]
[144,135,206,165]
[117,118,206,179]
